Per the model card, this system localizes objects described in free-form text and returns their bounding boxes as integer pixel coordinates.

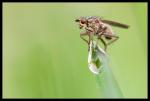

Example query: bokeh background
[3,3,147,98]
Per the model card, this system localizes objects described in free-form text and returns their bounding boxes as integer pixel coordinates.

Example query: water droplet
[88,41,105,74]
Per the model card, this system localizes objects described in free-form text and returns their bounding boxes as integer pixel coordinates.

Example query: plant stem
[88,41,123,98]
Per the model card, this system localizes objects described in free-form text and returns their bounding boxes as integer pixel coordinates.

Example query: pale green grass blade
[88,41,123,98]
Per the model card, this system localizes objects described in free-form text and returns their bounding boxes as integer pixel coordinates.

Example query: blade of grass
[88,41,123,98]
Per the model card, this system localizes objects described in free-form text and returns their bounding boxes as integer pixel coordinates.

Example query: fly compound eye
[80,20,85,24]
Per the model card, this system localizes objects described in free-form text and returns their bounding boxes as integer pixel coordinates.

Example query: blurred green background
[3,3,147,98]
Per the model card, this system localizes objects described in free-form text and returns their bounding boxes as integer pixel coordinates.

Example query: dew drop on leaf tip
[88,41,106,74]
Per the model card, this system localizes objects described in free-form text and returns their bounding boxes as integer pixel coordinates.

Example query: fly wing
[101,19,129,29]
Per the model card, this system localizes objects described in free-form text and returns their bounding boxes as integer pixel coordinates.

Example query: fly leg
[99,37,107,51]
[107,35,119,46]
[88,36,91,51]
[85,27,95,51]
[97,27,108,51]
[80,32,89,44]
[80,31,91,51]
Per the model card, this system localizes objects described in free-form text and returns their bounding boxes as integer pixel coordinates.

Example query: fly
[75,16,129,51]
